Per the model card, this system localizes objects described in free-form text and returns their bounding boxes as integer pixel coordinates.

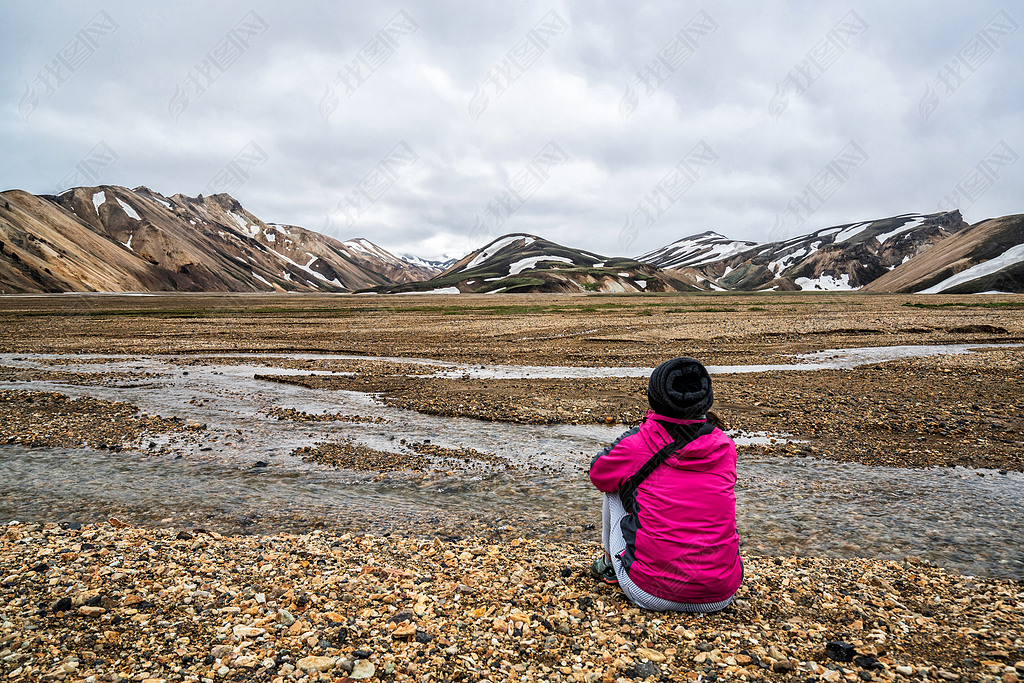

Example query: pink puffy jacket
[589,411,742,603]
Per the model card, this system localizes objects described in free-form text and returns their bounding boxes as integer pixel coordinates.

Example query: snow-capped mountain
[400,253,456,274]
[372,233,699,294]
[2,184,1021,296]
[0,185,435,293]
[666,212,970,291]
[864,213,1024,294]
[637,231,759,271]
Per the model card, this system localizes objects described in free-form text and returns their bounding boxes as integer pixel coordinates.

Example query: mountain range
[0,185,439,294]
[1,184,1021,294]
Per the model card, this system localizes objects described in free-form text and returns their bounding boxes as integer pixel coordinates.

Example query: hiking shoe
[590,556,619,585]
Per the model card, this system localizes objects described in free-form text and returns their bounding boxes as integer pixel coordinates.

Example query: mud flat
[1,293,1023,680]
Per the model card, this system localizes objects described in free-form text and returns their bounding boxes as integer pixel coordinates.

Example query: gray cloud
[2,0,1021,260]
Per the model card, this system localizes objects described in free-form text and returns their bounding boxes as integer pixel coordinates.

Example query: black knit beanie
[647,357,713,419]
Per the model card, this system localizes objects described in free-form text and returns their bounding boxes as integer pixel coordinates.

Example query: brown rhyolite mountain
[647,212,972,291]
[2,185,1022,295]
[863,214,1024,293]
[0,185,437,293]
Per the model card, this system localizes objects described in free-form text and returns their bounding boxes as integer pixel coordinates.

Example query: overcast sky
[3,1,1022,261]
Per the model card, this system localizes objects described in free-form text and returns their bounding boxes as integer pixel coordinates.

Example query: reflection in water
[1,348,1022,579]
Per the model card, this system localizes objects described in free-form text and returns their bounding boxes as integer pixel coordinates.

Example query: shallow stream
[1,346,1022,580]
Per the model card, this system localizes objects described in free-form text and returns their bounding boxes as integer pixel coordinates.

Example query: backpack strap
[618,421,715,515]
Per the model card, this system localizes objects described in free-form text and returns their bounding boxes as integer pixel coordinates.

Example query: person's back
[589,357,742,611]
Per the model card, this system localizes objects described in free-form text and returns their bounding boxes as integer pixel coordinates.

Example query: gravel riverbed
[2,293,1023,681]
[1,522,1022,683]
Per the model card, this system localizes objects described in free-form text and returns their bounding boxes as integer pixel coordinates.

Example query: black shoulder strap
[619,421,715,515]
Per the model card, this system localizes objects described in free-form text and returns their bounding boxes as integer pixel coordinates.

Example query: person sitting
[589,357,742,612]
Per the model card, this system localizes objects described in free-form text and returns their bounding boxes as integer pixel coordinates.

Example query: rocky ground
[1,522,1022,683]
[1,293,1024,680]
[294,440,509,474]
[0,390,203,450]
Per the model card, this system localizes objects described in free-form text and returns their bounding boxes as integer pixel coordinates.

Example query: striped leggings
[602,492,734,613]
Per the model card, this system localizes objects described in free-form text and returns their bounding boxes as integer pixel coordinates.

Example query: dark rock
[855,655,881,670]
[176,530,194,540]
[772,659,795,673]
[825,641,856,662]
[28,562,49,573]
[560,567,573,577]
[625,659,660,679]
[63,522,82,530]
[351,649,372,659]
[253,460,269,468]
[386,610,415,626]
[84,595,103,607]
[858,671,873,681]
[51,597,73,613]
[415,630,433,643]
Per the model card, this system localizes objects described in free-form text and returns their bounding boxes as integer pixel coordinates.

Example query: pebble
[297,655,335,672]
[350,659,375,679]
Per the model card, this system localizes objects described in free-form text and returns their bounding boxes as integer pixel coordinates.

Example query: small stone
[277,609,295,626]
[635,647,666,663]
[895,666,915,676]
[825,641,856,662]
[79,606,105,617]
[626,659,660,679]
[936,671,960,681]
[392,623,416,638]
[52,597,73,613]
[232,625,265,638]
[772,659,796,673]
[386,609,415,625]
[350,659,376,679]
[855,655,881,670]
[297,655,336,672]
[210,645,233,659]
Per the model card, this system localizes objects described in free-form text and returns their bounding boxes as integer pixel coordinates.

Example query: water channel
[1,345,1022,580]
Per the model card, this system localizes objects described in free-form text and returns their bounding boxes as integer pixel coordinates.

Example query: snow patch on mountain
[116,198,141,220]
[875,219,924,245]
[508,255,573,275]
[795,273,854,291]
[637,231,759,270]
[920,243,1024,293]
[92,191,106,213]
[226,211,257,237]
[344,238,406,267]
[834,222,872,242]
[409,286,461,294]
[463,236,535,271]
